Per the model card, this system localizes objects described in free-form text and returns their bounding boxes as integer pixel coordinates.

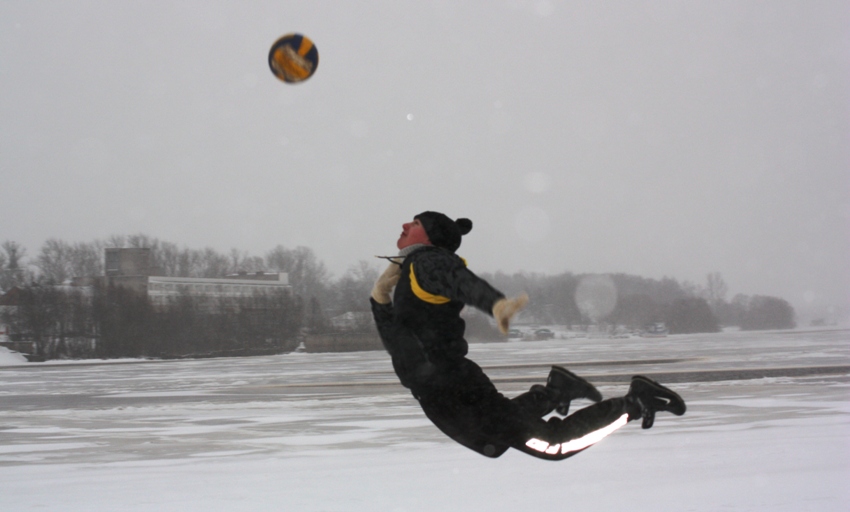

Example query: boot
[546,366,603,416]
[626,375,686,429]
[513,384,557,418]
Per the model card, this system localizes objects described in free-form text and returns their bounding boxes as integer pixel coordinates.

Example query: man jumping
[370,211,685,460]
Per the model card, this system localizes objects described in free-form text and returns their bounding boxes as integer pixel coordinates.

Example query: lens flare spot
[575,274,618,322]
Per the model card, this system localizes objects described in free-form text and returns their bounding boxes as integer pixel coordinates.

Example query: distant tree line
[0,235,358,360]
[0,235,360,320]
[480,271,796,334]
[0,236,797,360]
[4,282,302,360]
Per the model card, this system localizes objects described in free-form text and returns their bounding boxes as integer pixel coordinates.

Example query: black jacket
[371,246,504,390]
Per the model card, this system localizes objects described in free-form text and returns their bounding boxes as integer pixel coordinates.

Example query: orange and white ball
[268,33,319,84]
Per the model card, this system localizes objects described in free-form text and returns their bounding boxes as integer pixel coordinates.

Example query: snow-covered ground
[1,329,848,511]
[0,346,27,365]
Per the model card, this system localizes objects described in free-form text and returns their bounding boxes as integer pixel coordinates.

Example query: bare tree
[266,245,330,301]
[241,256,266,273]
[105,234,126,248]
[3,240,26,270]
[155,241,183,276]
[332,260,379,315]
[6,285,95,359]
[705,272,728,306]
[680,280,702,298]
[741,295,796,330]
[1,241,32,291]
[126,233,159,250]
[265,245,295,273]
[665,297,720,334]
[228,249,265,274]
[195,247,230,277]
[69,241,104,277]
[27,239,104,283]
[36,239,73,284]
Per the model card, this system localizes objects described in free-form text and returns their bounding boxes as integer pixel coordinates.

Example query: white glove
[492,293,529,334]
[371,261,402,304]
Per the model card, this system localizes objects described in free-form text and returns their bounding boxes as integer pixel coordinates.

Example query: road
[1,328,847,409]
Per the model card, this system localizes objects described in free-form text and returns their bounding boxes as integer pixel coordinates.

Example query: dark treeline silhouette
[0,237,797,360]
[4,282,302,360]
[481,271,795,334]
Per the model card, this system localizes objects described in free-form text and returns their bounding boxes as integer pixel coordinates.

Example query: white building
[101,248,292,306]
[147,274,290,307]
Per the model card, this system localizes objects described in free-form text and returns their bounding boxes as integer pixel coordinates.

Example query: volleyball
[268,33,319,84]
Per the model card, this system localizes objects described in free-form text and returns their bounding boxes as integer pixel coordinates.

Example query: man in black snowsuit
[370,211,686,460]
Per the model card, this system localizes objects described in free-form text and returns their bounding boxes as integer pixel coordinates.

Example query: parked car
[507,328,522,339]
[533,328,555,340]
[641,322,669,338]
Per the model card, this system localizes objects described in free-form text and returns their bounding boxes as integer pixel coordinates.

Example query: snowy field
[1,329,848,512]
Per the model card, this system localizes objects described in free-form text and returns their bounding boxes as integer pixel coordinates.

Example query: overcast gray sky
[1,1,848,320]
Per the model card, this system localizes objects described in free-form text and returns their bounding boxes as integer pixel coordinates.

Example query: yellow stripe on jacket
[409,264,451,304]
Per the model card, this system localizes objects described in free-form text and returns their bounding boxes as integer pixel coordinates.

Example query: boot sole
[631,375,686,416]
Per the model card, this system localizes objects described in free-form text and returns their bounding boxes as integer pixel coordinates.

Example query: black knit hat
[414,211,472,253]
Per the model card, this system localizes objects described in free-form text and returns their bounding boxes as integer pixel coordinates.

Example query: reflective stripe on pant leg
[515,398,631,461]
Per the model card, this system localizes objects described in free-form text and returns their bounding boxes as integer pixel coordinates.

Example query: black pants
[412,358,630,460]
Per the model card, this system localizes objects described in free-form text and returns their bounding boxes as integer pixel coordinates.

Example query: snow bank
[0,345,27,365]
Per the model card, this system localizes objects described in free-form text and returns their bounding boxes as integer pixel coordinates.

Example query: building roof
[147,275,290,287]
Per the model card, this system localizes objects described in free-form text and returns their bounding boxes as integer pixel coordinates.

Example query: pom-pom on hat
[414,211,472,253]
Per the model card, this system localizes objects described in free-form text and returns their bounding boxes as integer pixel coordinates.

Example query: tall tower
[105,248,154,277]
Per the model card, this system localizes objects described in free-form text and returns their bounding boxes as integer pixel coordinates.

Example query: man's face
[397,218,431,250]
